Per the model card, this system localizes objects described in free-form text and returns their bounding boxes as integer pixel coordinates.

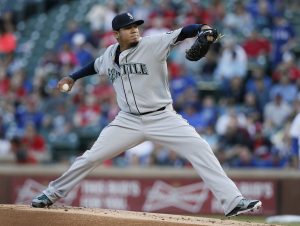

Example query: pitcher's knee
[191,138,214,154]
[81,150,102,165]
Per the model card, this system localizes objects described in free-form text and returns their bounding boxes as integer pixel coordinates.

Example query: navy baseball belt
[134,106,166,116]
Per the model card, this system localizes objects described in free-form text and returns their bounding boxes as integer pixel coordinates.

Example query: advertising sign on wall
[11,177,276,215]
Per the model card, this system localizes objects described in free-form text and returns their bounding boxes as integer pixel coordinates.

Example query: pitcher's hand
[57,76,75,92]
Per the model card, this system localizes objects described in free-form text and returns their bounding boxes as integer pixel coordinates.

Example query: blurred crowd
[0,0,300,169]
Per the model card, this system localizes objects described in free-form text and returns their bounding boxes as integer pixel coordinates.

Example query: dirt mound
[0,204,278,226]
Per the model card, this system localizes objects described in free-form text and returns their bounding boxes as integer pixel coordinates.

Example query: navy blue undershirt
[69,24,203,81]
[69,60,96,81]
[175,24,203,42]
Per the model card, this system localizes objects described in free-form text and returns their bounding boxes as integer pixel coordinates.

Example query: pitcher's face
[115,24,140,47]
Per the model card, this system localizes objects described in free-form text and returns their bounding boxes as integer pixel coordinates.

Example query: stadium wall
[0,165,299,215]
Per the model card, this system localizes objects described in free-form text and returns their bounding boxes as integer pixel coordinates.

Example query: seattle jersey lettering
[108,63,148,83]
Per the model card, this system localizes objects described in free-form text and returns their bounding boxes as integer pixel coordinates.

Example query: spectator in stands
[22,123,46,161]
[9,69,31,101]
[250,123,272,161]
[10,136,37,164]
[169,64,197,106]
[91,76,115,103]
[215,107,247,136]
[125,141,154,166]
[268,122,292,168]
[230,146,259,168]
[218,116,253,154]
[214,38,248,82]
[58,43,78,67]
[246,66,272,95]
[0,17,17,67]
[269,74,297,104]
[240,92,261,118]
[123,0,152,24]
[180,102,204,133]
[72,33,94,67]
[73,95,102,128]
[246,0,273,33]
[175,86,200,112]
[1,0,299,168]
[85,3,118,49]
[56,20,86,49]
[0,67,10,96]
[208,0,226,28]
[199,49,219,80]
[273,52,300,84]
[200,125,219,152]
[91,77,117,123]
[242,30,271,65]
[221,76,245,104]
[41,87,69,117]
[263,92,292,136]
[0,100,16,138]
[15,95,44,131]
[184,1,212,25]
[200,96,218,127]
[271,13,296,67]
[46,103,79,163]
[289,95,300,169]
[0,115,11,156]
[148,1,176,29]
[39,51,61,76]
[245,66,271,111]
[223,1,254,37]
[85,2,117,32]
[165,150,187,167]
[143,16,169,36]
[1,10,16,32]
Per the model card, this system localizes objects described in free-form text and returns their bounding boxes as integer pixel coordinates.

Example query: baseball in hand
[62,83,69,92]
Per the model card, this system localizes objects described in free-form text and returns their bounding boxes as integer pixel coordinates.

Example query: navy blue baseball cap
[112,12,144,31]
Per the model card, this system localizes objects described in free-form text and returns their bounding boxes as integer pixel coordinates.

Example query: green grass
[202,215,300,226]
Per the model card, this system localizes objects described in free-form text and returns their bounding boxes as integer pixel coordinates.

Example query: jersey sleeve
[152,28,183,61]
[94,55,104,75]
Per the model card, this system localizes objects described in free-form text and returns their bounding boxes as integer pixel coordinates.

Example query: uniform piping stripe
[125,52,141,115]
[120,76,132,113]
[128,74,141,114]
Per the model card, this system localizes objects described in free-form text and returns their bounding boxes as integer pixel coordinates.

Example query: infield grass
[204,215,300,226]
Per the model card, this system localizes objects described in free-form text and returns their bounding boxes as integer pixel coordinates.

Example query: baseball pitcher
[32,12,261,217]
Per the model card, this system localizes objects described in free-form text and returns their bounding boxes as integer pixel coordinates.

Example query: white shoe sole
[228,201,262,217]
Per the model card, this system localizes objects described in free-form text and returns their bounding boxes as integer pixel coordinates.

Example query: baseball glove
[185,28,219,61]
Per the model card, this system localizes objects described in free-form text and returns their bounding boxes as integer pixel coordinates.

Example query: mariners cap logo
[127,13,133,20]
[112,12,144,30]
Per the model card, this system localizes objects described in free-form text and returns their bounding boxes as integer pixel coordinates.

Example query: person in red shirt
[0,68,10,96]
[0,31,16,53]
[10,136,37,164]
[242,30,271,59]
[73,96,101,127]
[0,18,17,67]
[275,53,300,82]
[22,124,46,153]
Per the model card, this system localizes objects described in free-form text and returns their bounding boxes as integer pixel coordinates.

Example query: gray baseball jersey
[94,29,181,114]
[42,28,244,215]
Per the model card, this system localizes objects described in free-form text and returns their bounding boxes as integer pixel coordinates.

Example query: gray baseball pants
[43,105,242,214]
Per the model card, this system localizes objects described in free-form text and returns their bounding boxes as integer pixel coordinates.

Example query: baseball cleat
[225,199,262,217]
[31,193,53,208]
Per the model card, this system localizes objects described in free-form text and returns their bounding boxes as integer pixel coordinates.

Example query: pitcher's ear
[114,31,119,39]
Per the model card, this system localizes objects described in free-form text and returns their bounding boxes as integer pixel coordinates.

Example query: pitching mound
[0,204,277,226]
